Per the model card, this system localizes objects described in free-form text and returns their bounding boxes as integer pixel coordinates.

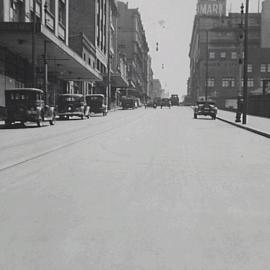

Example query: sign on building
[197,0,227,17]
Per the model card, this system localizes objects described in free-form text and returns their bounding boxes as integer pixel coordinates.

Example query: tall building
[117,1,149,100]
[69,0,128,106]
[0,0,101,106]
[188,0,270,109]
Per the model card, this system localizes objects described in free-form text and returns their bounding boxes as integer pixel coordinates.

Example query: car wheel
[49,118,55,125]
[5,120,11,127]
[194,114,197,119]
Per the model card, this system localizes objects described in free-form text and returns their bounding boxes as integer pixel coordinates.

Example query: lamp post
[235,3,244,123]
[242,0,249,124]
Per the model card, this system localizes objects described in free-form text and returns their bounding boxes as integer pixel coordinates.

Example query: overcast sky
[125,0,263,98]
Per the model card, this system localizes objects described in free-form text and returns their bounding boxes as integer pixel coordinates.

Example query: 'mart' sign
[197,0,226,16]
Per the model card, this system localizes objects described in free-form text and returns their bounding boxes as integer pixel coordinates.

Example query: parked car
[193,101,217,119]
[170,94,180,106]
[86,94,108,116]
[121,97,136,110]
[160,98,171,109]
[57,94,89,120]
[4,88,55,127]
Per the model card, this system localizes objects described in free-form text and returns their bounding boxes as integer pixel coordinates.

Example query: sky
[125,0,263,98]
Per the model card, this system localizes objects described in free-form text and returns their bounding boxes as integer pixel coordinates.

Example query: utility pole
[32,0,37,88]
[107,0,111,110]
[242,0,249,125]
[44,3,48,104]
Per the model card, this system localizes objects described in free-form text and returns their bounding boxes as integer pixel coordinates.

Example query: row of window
[209,51,238,60]
[206,78,270,88]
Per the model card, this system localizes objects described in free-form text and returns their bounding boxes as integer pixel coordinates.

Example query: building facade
[188,0,270,109]
[69,0,128,106]
[0,0,101,106]
[117,1,149,100]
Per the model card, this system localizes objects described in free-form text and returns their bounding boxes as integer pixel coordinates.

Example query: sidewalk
[217,110,270,138]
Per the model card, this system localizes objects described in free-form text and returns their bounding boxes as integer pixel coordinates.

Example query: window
[207,78,215,87]
[261,64,267,72]
[88,58,91,66]
[222,78,235,88]
[248,78,254,87]
[260,79,270,88]
[47,0,55,14]
[220,52,226,59]
[58,1,65,25]
[231,52,237,59]
[268,64,270,72]
[247,64,253,73]
[209,52,215,59]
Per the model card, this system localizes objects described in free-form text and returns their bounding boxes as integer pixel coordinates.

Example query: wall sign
[197,0,227,17]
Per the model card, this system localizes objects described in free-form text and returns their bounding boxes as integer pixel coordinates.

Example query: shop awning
[0,22,102,81]
[111,72,129,88]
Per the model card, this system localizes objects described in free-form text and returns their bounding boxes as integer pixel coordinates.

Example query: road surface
[0,107,270,270]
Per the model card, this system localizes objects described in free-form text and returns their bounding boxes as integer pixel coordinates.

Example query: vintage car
[121,97,136,110]
[145,100,157,108]
[170,94,180,106]
[4,88,55,127]
[193,101,217,119]
[86,94,108,116]
[160,98,171,109]
[57,94,89,120]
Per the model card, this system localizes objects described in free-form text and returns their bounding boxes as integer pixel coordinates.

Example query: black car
[170,94,180,106]
[160,98,171,109]
[4,88,55,127]
[86,94,108,116]
[145,100,157,108]
[57,94,89,120]
[121,97,136,110]
[193,101,217,119]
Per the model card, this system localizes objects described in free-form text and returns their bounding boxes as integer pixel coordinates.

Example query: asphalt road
[1,107,270,270]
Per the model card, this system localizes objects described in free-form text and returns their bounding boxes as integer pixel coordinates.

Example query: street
[1,107,270,270]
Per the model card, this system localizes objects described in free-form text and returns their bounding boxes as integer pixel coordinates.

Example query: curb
[217,117,270,139]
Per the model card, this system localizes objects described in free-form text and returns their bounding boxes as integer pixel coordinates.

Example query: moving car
[193,101,217,119]
[170,94,180,106]
[57,94,89,120]
[86,94,108,116]
[4,88,55,127]
[160,98,171,109]
[145,100,157,108]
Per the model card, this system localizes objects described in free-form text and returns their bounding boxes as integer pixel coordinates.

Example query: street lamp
[242,0,250,124]
[235,3,244,123]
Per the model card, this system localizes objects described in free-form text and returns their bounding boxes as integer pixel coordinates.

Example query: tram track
[0,109,149,173]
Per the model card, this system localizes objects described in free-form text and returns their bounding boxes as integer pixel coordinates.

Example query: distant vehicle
[153,97,162,107]
[193,101,217,120]
[57,94,89,120]
[86,94,108,116]
[160,98,171,109]
[170,94,180,106]
[145,100,157,109]
[4,88,55,127]
[121,97,136,110]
